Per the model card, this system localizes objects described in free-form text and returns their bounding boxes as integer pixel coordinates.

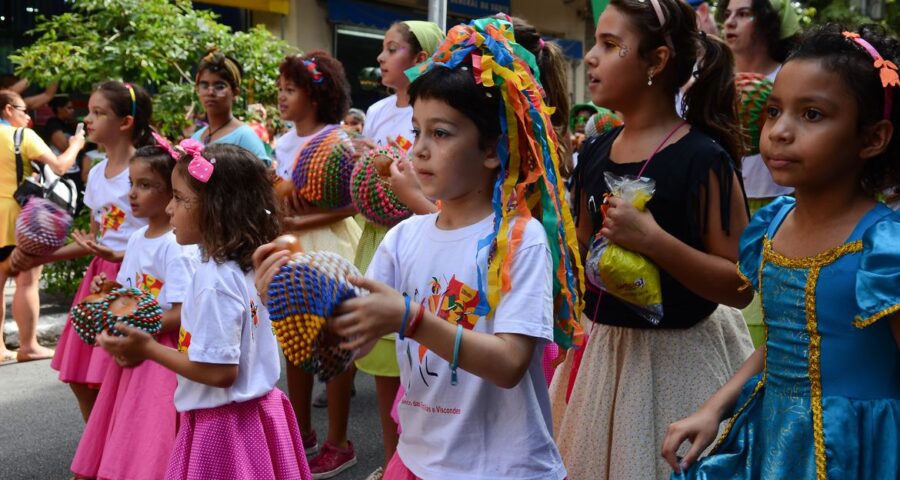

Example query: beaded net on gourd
[736,72,774,156]
[291,124,357,209]
[350,146,413,227]
[266,251,366,382]
[71,287,163,345]
[15,198,72,255]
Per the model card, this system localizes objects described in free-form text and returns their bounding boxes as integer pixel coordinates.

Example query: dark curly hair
[132,144,176,192]
[174,144,280,272]
[716,0,797,63]
[278,51,351,125]
[94,81,154,148]
[611,0,743,162]
[789,24,900,195]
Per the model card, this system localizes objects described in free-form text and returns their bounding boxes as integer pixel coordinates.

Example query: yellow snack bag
[585,173,663,324]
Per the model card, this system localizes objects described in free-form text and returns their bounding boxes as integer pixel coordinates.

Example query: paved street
[0,348,385,480]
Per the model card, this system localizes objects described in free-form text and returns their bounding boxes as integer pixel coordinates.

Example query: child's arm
[97,324,238,387]
[602,170,752,308]
[333,276,536,389]
[661,345,766,473]
[389,157,438,215]
[281,191,359,231]
[160,304,182,334]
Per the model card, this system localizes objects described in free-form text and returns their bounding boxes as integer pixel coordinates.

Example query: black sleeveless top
[574,126,747,329]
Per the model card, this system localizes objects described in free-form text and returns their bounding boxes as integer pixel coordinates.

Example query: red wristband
[406,303,425,338]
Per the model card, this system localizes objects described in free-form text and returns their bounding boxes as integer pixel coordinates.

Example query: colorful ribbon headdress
[151,132,216,183]
[405,17,585,349]
[843,31,899,119]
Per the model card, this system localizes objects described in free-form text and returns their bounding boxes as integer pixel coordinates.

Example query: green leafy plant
[10,0,296,138]
[41,209,92,297]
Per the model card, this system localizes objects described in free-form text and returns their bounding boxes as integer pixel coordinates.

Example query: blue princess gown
[678,197,900,479]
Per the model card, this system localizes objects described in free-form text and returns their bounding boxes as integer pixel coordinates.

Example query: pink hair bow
[178,139,216,183]
[151,132,180,161]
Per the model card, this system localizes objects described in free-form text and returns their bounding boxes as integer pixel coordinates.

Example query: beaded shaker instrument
[735,72,774,156]
[266,235,366,382]
[350,145,413,227]
[71,281,121,345]
[72,286,163,345]
[290,124,357,209]
[0,197,73,276]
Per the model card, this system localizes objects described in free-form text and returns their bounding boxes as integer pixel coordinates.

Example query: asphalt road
[0,357,384,480]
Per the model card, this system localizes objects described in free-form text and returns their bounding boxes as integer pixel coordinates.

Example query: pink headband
[150,132,216,183]
[645,0,675,53]
[843,31,899,119]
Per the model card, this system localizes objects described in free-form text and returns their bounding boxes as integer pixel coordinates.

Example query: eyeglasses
[197,81,231,94]
[11,105,27,112]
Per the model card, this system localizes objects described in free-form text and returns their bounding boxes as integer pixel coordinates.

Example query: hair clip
[151,132,180,161]
[123,82,137,117]
[303,59,325,83]
[178,139,215,183]
[843,31,898,119]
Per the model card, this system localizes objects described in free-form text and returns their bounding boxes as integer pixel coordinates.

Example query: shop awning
[195,0,289,15]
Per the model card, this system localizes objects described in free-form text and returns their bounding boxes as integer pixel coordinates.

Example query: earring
[647,73,654,86]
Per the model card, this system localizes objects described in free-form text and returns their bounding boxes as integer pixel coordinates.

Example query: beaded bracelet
[450,324,464,386]
[405,303,425,338]
[398,295,412,340]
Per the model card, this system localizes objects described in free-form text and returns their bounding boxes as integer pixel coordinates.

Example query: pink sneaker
[303,429,319,458]
[309,441,357,479]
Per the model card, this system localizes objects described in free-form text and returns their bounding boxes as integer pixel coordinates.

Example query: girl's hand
[252,243,291,304]
[283,191,324,216]
[389,156,437,214]
[72,230,122,262]
[661,407,722,474]
[332,276,406,351]
[89,273,108,294]
[600,196,663,254]
[351,137,377,157]
[96,323,153,367]
[8,249,37,273]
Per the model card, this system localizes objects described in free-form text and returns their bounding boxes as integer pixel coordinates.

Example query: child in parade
[256,16,582,479]
[99,142,311,480]
[663,24,900,479]
[70,139,197,480]
[43,81,152,422]
[549,0,755,478]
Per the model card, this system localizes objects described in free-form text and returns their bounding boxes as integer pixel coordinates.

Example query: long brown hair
[174,144,280,272]
[611,0,743,163]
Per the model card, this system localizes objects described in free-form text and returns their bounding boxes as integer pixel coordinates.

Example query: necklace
[204,116,234,144]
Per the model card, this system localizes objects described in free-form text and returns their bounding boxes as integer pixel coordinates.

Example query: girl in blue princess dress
[662,24,900,479]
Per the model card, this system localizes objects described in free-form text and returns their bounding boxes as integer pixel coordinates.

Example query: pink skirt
[71,332,179,480]
[51,257,121,385]
[166,388,312,480]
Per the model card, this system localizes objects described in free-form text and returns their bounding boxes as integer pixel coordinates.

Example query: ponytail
[684,33,743,163]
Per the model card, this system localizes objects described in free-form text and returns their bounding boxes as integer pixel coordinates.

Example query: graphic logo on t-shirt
[407,275,482,387]
[250,300,260,339]
[177,328,191,353]
[137,273,163,298]
[98,205,126,238]
[394,135,413,153]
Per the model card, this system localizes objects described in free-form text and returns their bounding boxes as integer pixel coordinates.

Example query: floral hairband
[303,59,325,83]
[843,31,899,119]
[151,132,216,183]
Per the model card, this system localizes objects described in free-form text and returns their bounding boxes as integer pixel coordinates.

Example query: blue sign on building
[447,0,511,17]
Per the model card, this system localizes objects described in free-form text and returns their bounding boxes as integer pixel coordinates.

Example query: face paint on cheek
[618,44,630,58]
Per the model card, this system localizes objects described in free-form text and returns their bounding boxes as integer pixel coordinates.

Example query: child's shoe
[309,441,357,479]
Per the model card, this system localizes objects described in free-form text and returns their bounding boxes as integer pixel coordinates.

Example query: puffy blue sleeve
[854,208,900,328]
[737,196,795,292]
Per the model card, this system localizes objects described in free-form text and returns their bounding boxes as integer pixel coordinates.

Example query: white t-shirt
[741,66,793,200]
[363,94,414,148]
[273,125,337,181]
[173,259,280,412]
[115,226,198,311]
[83,159,148,251]
[367,213,566,480]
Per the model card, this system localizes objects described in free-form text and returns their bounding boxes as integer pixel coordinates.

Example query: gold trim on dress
[736,263,753,292]
[763,237,862,268]
[806,266,827,479]
[854,303,900,329]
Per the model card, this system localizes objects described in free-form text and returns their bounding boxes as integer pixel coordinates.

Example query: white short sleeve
[185,288,244,364]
